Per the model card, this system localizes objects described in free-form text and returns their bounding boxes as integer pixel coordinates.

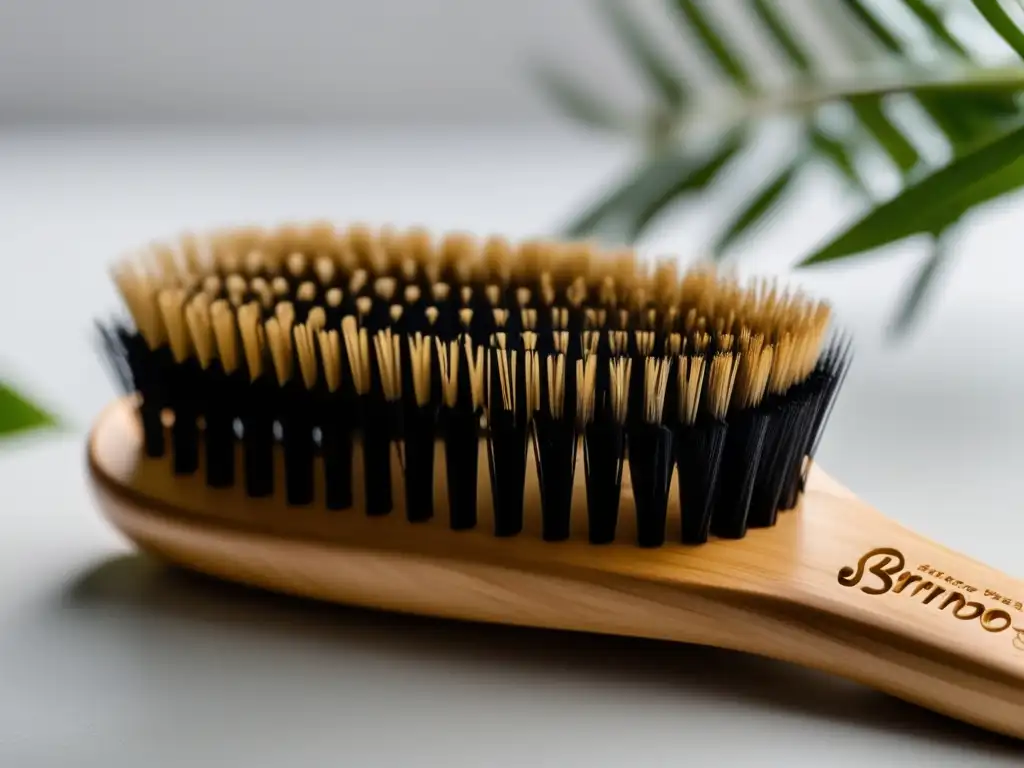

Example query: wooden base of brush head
[88,396,1024,740]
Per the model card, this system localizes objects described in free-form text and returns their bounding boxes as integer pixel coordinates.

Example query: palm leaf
[535,0,1024,332]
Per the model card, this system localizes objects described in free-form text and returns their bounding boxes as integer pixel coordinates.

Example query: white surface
[1,127,1023,766]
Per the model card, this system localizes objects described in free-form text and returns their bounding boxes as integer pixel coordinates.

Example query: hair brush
[87,221,1024,740]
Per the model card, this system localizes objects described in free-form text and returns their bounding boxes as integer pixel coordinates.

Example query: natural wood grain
[87,396,1024,740]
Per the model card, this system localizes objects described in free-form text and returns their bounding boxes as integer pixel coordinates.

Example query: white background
[1,1,1023,765]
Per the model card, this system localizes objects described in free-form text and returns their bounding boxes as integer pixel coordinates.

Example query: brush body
[89,397,1024,741]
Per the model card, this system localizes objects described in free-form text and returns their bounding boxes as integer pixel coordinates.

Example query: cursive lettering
[837,547,906,595]
[839,548,1019,650]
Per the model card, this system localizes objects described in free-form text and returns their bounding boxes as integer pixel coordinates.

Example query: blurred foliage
[534,0,1024,335]
[0,379,56,442]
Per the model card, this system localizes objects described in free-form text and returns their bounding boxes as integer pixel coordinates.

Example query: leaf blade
[0,380,57,439]
[800,122,1024,265]
[626,134,746,241]
[713,163,800,257]
[672,0,753,90]
[532,63,632,133]
[972,0,1024,60]
[749,0,811,72]
[597,0,687,107]
[889,235,952,337]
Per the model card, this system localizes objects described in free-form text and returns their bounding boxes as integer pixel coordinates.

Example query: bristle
[158,289,190,363]
[105,222,849,548]
[408,333,432,407]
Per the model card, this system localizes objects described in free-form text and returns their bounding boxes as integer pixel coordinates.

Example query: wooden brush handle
[88,397,1024,739]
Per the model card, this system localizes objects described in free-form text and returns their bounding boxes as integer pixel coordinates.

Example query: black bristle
[169,357,202,475]
[747,395,808,527]
[583,418,625,544]
[675,417,728,545]
[281,379,316,506]
[361,395,395,516]
[442,407,480,530]
[486,408,528,537]
[403,403,437,523]
[242,376,276,498]
[710,408,770,540]
[123,331,168,458]
[532,411,577,542]
[628,422,674,548]
[203,363,238,488]
[321,396,355,510]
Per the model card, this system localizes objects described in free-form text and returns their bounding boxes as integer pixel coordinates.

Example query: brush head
[97,222,851,546]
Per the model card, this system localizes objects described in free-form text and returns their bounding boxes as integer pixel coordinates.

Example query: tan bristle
[201,274,222,297]
[297,281,317,302]
[349,269,368,296]
[485,284,501,307]
[522,331,538,351]
[575,354,598,427]
[516,287,531,308]
[356,296,373,318]
[210,300,240,374]
[373,329,402,403]
[374,277,397,302]
[326,288,343,307]
[642,357,671,424]
[583,331,599,358]
[225,273,247,297]
[271,276,290,297]
[459,308,473,330]
[678,354,706,425]
[466,338,486,410]
[157,289,191,363]
[609,357,632,426]
[111,263,167,349]
[390,304,404,323]
[436,339,460,409]
[483,236,513,283]
[521,308,537,331]
[732,334,767,410]
[491,348,518,414]
[404,285,421,305]
[400,258,418,283]
[244,249,265,276]
[248,277,272,309]
[264,317,293,386]
[405,333,432,408]
[286,252,306,278]
[306,307,327,332]
[293,322,319,390]
[523,349,541,420]
[545,353,566,420]
[432,283,450,302]
[768,332,796,395]
[609,330,628,356]
[636,331,655,357]
[184,295,215,369]
[425,306,439,326]
[237,302,265,381]
[342,315,371,395]
[313,256,335,286]
[705,352,739,422]
[490,308,507,328]
[460,286,473,307]
[553,331,569,355]
[552,306,568,331]
[666,333,683,356]
[491,332,507,350]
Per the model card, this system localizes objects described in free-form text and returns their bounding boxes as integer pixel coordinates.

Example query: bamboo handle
[87,397,1024,739]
